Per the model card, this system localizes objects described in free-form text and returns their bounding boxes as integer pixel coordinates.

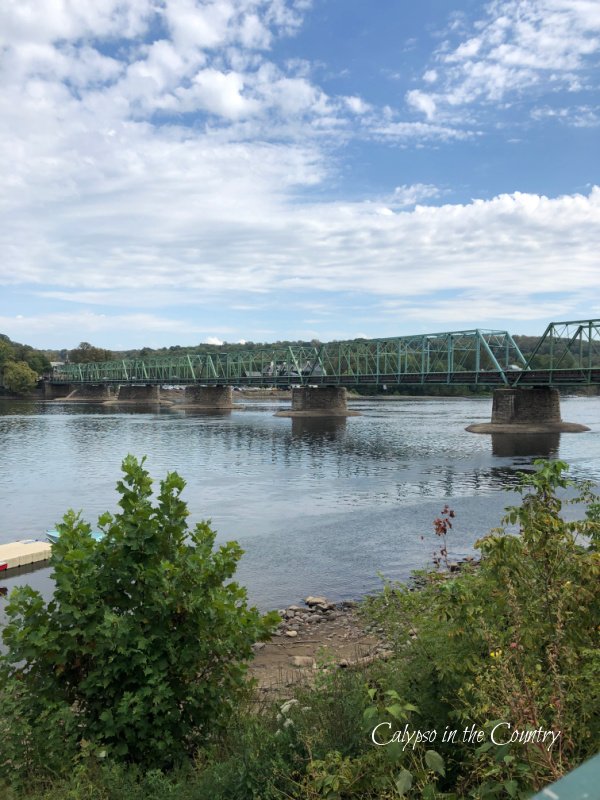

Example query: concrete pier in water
[183,385,236,409]
[44,382,75,400]
[276,387,360,417]
[116,384,160,402]
[467,387,589,433]
[45,383,162,402]
[74,383,115,401]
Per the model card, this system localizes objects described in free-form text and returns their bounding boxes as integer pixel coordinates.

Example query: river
[0,395,598,610]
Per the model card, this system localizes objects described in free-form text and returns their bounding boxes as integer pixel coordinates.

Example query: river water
[0,396,598,610]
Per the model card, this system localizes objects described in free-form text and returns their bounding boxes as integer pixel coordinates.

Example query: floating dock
[0,540,52,573]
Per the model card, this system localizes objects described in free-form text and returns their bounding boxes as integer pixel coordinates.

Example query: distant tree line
[68,341,114,363]
[49,335,570,363]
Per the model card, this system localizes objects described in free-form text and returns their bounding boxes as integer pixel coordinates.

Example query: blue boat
[46,529,104,544]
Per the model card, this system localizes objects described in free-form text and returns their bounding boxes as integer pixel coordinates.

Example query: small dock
[0,540,52,573]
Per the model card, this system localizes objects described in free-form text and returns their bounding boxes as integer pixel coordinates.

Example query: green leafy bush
[0,455,278,781]
[363,459,600,797]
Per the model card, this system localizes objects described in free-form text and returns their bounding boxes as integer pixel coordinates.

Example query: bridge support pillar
[276,387,360,417]
[62,384,115,401]
[467,387,589,433]
[116,384,160,402]
[44,383,74,400]
[491,387,562,424]
[184,385,235,408]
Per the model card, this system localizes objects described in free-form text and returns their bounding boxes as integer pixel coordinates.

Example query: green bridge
[49,319,600,389]
[45,319,600,429]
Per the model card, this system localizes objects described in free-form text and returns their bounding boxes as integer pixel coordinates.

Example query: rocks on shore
[270,596,361,639]
[252,566,481,690]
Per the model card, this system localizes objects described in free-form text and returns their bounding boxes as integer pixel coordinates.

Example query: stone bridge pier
[44,383,161,402]
[183,385,235,408]
[276,386,360,417]
[45,383,116,401]
[116,384,160,402]
[44,382,74,400]
[467,387,589,433]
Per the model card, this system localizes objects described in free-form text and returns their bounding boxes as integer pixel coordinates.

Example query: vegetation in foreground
[1,458,598,799]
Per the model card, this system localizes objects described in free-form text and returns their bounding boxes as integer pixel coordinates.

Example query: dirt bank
[250,597,385,695]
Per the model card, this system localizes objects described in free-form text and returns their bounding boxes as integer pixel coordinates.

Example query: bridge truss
[515,319,600,386]
[52,329,530,387]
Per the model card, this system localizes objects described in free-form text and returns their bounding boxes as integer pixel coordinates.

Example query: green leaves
[0,455,278,774]
[1,360,38,395]
[359,458,600,798]
[386,703,405,720]
[424,750,445,777]
[395,768,413,795]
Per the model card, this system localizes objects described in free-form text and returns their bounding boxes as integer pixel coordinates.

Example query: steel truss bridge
[50,319,600,389]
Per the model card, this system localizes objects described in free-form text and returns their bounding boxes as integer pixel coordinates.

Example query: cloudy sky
[1,0,599,350]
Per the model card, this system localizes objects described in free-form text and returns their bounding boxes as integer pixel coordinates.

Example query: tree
[0,337,15,368]
[2,360,38,394]
[69,341,113,363]
[23,349,51,375]
[0,456,278,775]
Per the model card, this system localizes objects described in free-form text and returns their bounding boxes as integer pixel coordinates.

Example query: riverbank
[251,557,477,693]
[250,596,384,693]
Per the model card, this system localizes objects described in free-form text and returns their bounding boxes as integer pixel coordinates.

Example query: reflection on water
[291,417,347,440]
[491,433,561,458]
[0,396,597,609]
[100,402,169,415]
[179,408,233,418]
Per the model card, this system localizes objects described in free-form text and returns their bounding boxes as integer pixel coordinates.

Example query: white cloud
[163,0,235,50]
[373,120,473,142]
[0,0,599,348]
[531,103,600,126]
[187,68,256,118]
[406,89,436,120]
[0,0,333,130]
[0,311,234,339]
[410,0,600,121]
[3,173,599,312]
[0,0,154,46]
[378,295,574,324]
[391,184,440,206]
[344,95,370,114]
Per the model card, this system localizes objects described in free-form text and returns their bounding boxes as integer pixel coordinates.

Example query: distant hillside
[45,331,596,371]
[111,335,541,362]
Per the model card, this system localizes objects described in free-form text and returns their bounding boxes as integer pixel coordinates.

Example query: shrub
[363,459,600,797]
[0,455,278,782]
[2,359,38,394]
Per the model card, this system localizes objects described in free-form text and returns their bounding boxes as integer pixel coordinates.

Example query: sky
[0,0,599,351]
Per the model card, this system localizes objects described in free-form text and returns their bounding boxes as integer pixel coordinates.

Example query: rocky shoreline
[249,594,390,693]
[251,559,480,692]
[273,595,361,638]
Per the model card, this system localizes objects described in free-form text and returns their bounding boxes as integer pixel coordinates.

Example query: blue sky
[0,0,599,350]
